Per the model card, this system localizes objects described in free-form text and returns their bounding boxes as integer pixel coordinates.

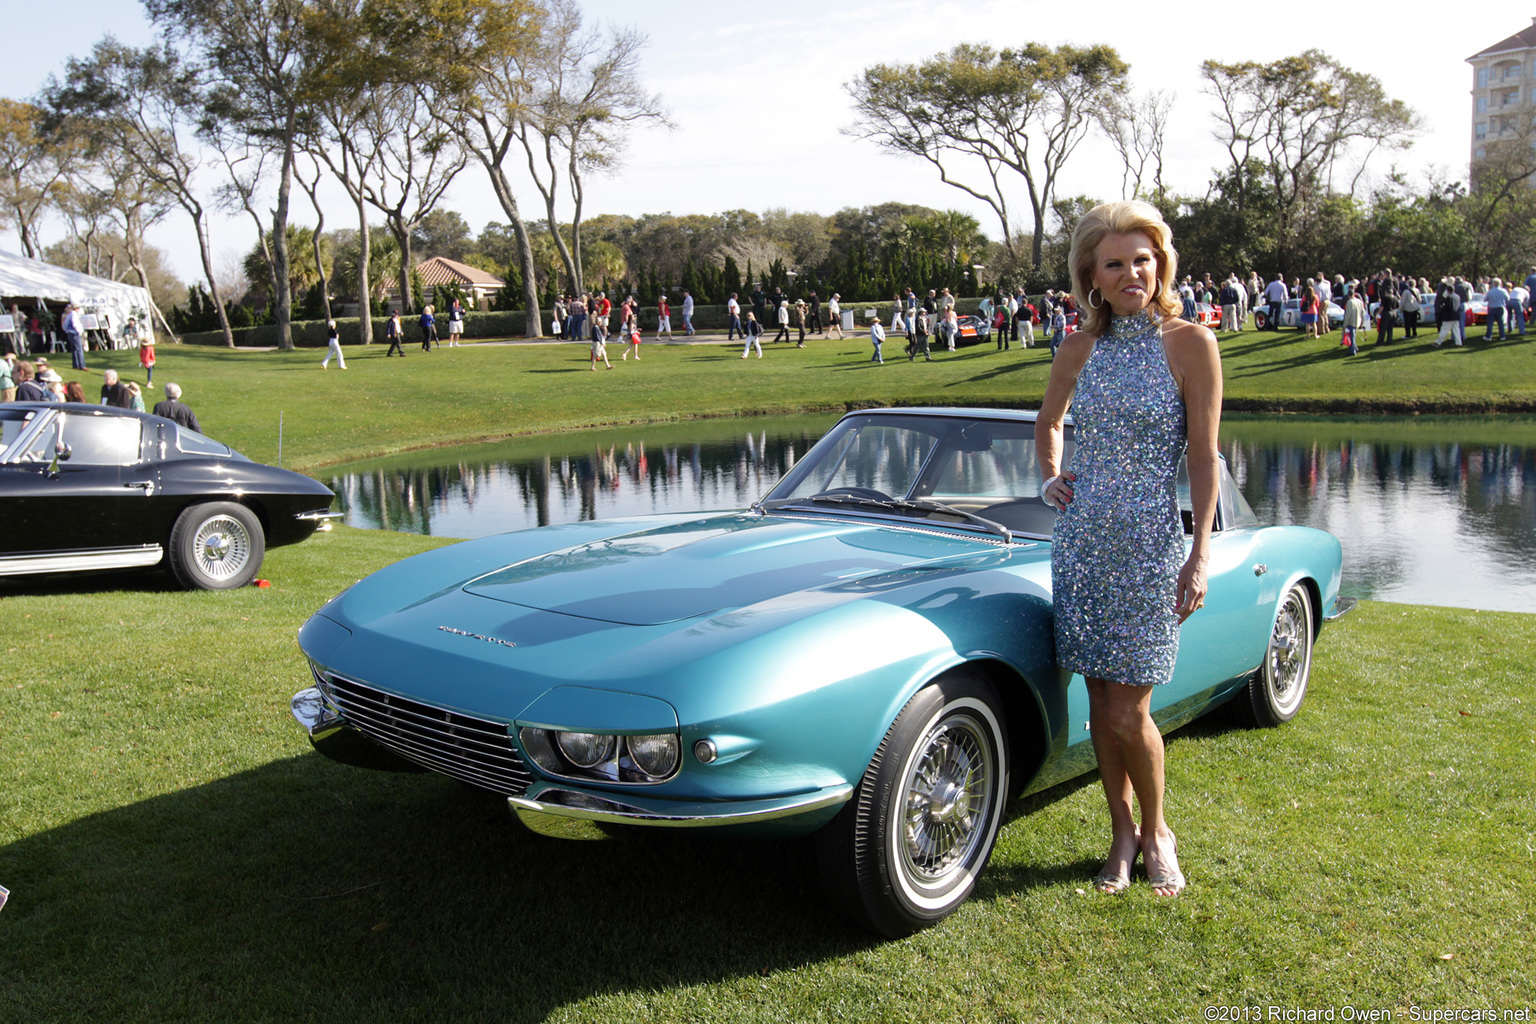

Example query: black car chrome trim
[295,509,344,522]
[0,545,163,576]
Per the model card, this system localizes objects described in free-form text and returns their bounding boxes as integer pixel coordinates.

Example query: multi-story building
[1468,17,1536,167]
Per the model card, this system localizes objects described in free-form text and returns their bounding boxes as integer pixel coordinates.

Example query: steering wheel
[814,486,893,501]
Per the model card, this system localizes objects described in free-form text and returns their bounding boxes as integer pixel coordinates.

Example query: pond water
[324,413,1536,614]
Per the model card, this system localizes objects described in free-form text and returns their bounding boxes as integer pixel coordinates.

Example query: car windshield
[0,408,40,458]
[759,413,1071,539]
[758,412,1244,539]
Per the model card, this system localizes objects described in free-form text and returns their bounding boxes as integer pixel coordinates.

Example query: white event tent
[0,249,156,348]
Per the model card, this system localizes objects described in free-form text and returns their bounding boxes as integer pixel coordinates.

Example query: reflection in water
[1223,430,1536,612]
[328,415,1536,613]
[329,419,832,542]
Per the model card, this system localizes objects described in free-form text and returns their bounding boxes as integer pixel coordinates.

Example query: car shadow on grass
[0,754,884,1022]
[0,568,188,596]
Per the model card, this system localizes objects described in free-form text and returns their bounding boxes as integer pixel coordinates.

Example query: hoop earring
[1088,288,1103,309]
[1150,281,1162,300]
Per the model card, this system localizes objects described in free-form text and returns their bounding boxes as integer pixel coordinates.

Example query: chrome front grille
[323,674,534,796]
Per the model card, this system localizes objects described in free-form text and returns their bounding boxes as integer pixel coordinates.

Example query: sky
[0,0,1516,285]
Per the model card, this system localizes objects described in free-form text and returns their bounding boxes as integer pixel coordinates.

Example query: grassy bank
[1,529,1531,1022]
[51,323,1536,472]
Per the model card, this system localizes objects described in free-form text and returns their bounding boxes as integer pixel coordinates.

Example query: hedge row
[178,297,1015,346]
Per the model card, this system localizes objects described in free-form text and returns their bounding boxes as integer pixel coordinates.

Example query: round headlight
[627,733,680,778]
[556,731,616,768]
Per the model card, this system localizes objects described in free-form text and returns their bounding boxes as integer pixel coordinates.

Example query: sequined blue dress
[1052,308,1187,686]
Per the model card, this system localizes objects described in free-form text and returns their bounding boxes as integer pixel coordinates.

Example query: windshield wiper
[893,498,1012,543]
[754,494,1012,543]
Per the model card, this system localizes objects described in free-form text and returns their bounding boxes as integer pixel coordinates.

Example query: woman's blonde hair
[1069,200,1181,337]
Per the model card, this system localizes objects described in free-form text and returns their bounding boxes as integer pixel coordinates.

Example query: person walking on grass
[385,311,406,357]
[740,311,763,358]
[869,315,886,364]
[620,307,641,361]
[589,318,612,369]
[727,293,742,340]
[447,299,465,347]
[909,309,932,361]
[773,300,791,344]
[825,293,843,339]
[1432,281,1463,348]
[655,295,672,340]
[321,320,347,369]
[1341,291,1365,356]
[419,305,438,351]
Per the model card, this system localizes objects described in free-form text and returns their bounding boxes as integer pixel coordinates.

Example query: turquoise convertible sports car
[293,408,1350,936]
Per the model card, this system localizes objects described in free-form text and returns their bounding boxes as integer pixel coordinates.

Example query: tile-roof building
[1468,17,1536,168]
[394,256,505,311]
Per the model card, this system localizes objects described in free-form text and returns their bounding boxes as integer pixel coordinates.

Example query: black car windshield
[758,413,1070,539]
[0,408,39,457]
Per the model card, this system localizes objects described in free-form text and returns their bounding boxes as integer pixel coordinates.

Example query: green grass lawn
[1,530,1533,1023]
[54,322,1536,473]
[5,329,1534,1020]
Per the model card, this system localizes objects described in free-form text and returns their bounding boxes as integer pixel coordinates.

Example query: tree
[0,99,72,258]
[146,0,325,350]
[300,7,384,342]
[512,0,666,295]
[1460,112,1536,279]
[412,208,473,262]
[45,45,208,339]
[847,43,1128,269]
[354,80,466,313]
[1201,51,1420,275]
[293,154,334,322]
[1105,88,1174,202]
[385,0,547,336]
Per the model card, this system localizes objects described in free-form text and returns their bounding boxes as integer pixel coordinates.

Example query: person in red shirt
[656,296,672,339]
[594,292,613,340]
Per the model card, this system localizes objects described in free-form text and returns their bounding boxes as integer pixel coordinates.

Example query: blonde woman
[1035,200,1221,898]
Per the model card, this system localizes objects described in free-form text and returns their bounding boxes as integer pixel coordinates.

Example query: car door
[3,411,119,553]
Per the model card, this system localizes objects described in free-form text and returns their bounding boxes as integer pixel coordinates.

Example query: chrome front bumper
[290,686,427,773]
[293,686,852,839]
[508,782,854,840]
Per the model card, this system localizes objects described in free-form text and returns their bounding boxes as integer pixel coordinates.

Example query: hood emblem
[438,626,517,649]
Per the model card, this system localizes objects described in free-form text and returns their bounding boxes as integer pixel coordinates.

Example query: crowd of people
[0,333,200,431]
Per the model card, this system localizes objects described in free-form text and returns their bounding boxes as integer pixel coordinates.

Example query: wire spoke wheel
[900,718,993,884]
[816,673,1009,937]
[1239,583,1314,727]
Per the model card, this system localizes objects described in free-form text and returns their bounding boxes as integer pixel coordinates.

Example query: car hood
[460,512,1008,625]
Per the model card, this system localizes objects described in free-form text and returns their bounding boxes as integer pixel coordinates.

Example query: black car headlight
[520,728,681,784]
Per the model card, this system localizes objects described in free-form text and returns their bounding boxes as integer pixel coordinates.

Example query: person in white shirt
[1263,275,1288,327]
[726,294,742,339]
[825,294,843,339]
[869,315,886,364]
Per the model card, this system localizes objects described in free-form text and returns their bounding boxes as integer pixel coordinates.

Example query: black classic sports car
[1,403,336,589]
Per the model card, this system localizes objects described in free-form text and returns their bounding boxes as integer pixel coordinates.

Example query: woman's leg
[1086,678,1182,894]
